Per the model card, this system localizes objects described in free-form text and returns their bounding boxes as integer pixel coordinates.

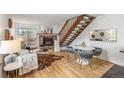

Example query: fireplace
[43,37,54,46]
[38,34,58,52]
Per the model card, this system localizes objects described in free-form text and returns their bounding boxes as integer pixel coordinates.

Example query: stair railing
[59,17,77,44]
[59,15,84,45]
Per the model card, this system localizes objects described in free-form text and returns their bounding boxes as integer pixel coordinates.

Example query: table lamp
[0,40,21,55]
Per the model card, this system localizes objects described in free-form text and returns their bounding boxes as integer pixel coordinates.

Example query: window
[16,28,38,48]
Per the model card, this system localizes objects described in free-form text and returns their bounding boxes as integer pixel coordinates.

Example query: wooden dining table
[74,46,95,65]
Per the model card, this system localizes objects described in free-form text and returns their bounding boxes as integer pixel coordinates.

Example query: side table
[4,62,23,78]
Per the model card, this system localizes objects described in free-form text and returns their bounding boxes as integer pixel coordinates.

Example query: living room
[1,14,124,78]
[1,0,124,93]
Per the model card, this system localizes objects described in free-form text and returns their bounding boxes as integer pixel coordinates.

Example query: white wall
[0,15,8,40]
[71,14,124,66]
[40,25,62,34]
[9,16,62,38]
[52,24,62,33]
[0,14,8,77]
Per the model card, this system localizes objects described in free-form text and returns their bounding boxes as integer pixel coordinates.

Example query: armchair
[16,53,38,75]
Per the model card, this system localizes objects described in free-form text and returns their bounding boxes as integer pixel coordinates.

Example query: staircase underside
[60,14,95,47]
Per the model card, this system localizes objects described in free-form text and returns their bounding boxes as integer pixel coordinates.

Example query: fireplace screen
[43,37,54,46]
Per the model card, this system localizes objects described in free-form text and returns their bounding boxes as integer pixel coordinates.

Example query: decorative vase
[81,42,86,47]
[8,18,12,28]
[50,28,53,34]
[5,29,10,40]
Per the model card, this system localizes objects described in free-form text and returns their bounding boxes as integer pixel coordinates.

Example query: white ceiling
[9,14,100,26]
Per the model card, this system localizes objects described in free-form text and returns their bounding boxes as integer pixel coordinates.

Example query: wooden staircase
[59,14,95,47]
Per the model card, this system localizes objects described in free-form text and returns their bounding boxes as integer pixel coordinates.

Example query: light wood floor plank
[20,52,113,78]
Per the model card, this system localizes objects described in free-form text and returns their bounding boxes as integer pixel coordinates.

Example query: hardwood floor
[21,52,113,78]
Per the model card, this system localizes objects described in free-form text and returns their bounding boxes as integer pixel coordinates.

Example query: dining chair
[66,46,75,62]
[77,50,94,70]
[93,47,102,64]
[75,49,84,60]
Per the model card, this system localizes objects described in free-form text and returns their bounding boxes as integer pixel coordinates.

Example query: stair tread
[65,38,73,41]
[80,20,86,23]
[71,32,79,34]
[79,23,87,25]
[69,34,74,36]
[81,19,91,22]
[77,24,83,27]
[73,29,82,32]
[75,26,84,29]
[65,38,70,40]
[74,28,80,30]
[72,30,81,32]
[67,36,75,39]
[83,16,90,19]
[67,37,75,39]
[68,36,73,38]
[67,37,74,40]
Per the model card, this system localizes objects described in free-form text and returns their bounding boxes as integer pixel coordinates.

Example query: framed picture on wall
[90,28,117,42]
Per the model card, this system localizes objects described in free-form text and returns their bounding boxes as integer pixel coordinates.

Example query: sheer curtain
[14,23,40,38]
[13,23,40,48]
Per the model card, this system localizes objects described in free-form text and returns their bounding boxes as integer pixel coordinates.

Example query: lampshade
[0,40,21,54]
[16,37,24,42]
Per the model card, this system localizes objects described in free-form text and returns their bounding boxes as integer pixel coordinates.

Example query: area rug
[102,64,124,78]
[38,54,64,70]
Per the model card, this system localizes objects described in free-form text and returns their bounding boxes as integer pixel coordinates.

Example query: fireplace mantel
[37,33,58,37]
